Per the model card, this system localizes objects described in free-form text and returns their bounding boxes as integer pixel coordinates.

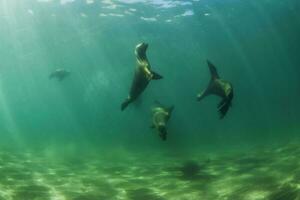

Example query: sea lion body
[151,104,174,141]
[49,69,70,81]
[197,60,233,119]
[201,79,233,99]
[128,62,151,103]
[121,43,163,111]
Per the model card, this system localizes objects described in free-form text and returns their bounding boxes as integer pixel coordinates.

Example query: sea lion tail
[121,98,131,111]
[151,71,163,80]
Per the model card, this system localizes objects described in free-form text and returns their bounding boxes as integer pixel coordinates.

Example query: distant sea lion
[49,68,71,81]
[197,60,234,119]
[151,102,174,141]
[121,43,163,111]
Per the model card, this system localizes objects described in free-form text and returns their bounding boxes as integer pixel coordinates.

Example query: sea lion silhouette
[151,102,174,141]
[49,68,71,81]
[197,60,233,119]
[121,43,163,111]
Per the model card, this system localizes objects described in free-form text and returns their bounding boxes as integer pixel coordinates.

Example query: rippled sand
[0,142,299,200]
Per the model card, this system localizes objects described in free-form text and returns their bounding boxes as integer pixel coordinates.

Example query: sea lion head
[135,42,148,59]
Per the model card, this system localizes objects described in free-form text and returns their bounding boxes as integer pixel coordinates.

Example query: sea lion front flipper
[207,60,220,80]
[151,71,163,80]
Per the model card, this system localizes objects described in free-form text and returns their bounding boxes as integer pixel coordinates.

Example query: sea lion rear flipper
[121,98,131,111]
[167,106,174,115]
[207,60,220,79]
[154,100,163,107]
[197,89,209,101]
[217,99,227,109]
[218,102,230,119]
[151,71,163,80]
[58,76,64,81]
[159,128,167,141]
[218,98,232,119]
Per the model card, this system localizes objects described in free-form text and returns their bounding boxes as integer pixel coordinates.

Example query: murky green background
[0,0,299,199]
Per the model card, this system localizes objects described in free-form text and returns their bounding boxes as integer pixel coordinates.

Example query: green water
[0,0,300,199]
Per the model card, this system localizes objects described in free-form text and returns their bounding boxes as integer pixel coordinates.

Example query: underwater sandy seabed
[0,141,300,200]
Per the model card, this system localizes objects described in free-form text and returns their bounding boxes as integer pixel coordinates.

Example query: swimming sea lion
[121,43,163,111]
[197,60,234,119]
[151,102,174,141]
[49,68,71,81]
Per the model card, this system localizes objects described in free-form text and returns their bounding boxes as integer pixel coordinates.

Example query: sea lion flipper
[154,100,163,107]
[197,89,208,101]
[167,106,174,115]
[217,99,227,109]
[218,101,231,119]
[121,98,131,111]
[151,71,163,80]
[207,60,220,79]
[218,95,233,119]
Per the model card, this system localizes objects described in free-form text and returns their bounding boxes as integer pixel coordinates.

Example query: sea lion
[49,68,71,81]
[151,102,174,141]
[197,60,234,119]
[121,43,163,111]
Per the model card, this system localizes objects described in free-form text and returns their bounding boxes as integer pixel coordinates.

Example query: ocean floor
[0,142,300,200]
